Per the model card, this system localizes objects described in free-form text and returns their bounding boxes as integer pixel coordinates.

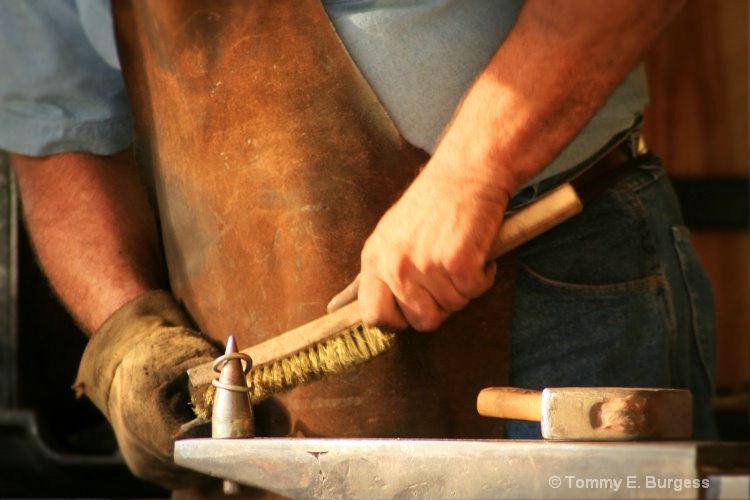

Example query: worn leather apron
[113,0,514,438]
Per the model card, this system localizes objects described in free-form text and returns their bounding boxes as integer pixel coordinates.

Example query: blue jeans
[507,159,717,440]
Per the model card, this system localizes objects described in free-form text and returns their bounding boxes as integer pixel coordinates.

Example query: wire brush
[186,179,588,419]
[187,302,397,418]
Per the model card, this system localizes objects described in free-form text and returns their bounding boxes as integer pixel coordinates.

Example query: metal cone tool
[212,335,253,493]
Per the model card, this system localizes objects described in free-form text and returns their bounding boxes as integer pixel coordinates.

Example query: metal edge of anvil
[174,438,747,499]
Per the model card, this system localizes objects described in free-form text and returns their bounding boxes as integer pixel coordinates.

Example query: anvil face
[175,438,749,499]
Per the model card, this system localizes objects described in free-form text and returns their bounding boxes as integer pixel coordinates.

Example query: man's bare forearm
[11,148,166,335]
[356,0,686,330]
[434,0,686,199]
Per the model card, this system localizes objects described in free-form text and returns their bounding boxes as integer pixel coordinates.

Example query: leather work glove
[73,290,223,490]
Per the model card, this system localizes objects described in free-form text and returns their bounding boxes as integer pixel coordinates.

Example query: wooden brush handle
[488,183,581,259]
[477,387,543,422]
[325,182,583,327]
[326,183,583,310]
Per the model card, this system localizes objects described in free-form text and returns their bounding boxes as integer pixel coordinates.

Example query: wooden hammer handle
[477,387,543,422]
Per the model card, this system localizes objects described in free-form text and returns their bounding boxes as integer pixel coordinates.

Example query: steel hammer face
[477,386,693,440]
[540,387,692,440]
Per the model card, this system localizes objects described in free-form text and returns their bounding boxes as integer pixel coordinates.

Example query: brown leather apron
[113,0,514,438]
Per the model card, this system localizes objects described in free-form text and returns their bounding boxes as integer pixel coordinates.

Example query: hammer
[477,387,692,440]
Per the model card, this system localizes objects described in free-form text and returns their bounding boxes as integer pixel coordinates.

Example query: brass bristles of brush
[245,323,395,402]
[187,301,398,419]
[196,323,395,416]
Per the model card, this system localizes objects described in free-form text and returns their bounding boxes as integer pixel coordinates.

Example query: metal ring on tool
[212,352,253,393]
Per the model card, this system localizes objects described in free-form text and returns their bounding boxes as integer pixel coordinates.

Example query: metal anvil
[175,438,749,499]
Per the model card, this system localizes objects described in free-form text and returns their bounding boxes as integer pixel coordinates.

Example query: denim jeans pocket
[510,262,674,389]
[507,165,718,439]
[510,167,675,390]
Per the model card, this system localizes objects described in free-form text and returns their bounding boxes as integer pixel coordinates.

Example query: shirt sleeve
[0,0,132,156]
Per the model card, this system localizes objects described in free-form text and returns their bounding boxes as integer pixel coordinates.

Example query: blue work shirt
[0,0,648,186]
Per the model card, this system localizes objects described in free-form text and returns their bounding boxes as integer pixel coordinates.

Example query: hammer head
[541,387,692,440]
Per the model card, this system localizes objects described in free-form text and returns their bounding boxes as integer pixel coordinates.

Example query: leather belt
[594,128,645,172]
[510,121,647,212]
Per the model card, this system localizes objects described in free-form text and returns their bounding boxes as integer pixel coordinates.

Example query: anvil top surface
[174,438,750,499]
